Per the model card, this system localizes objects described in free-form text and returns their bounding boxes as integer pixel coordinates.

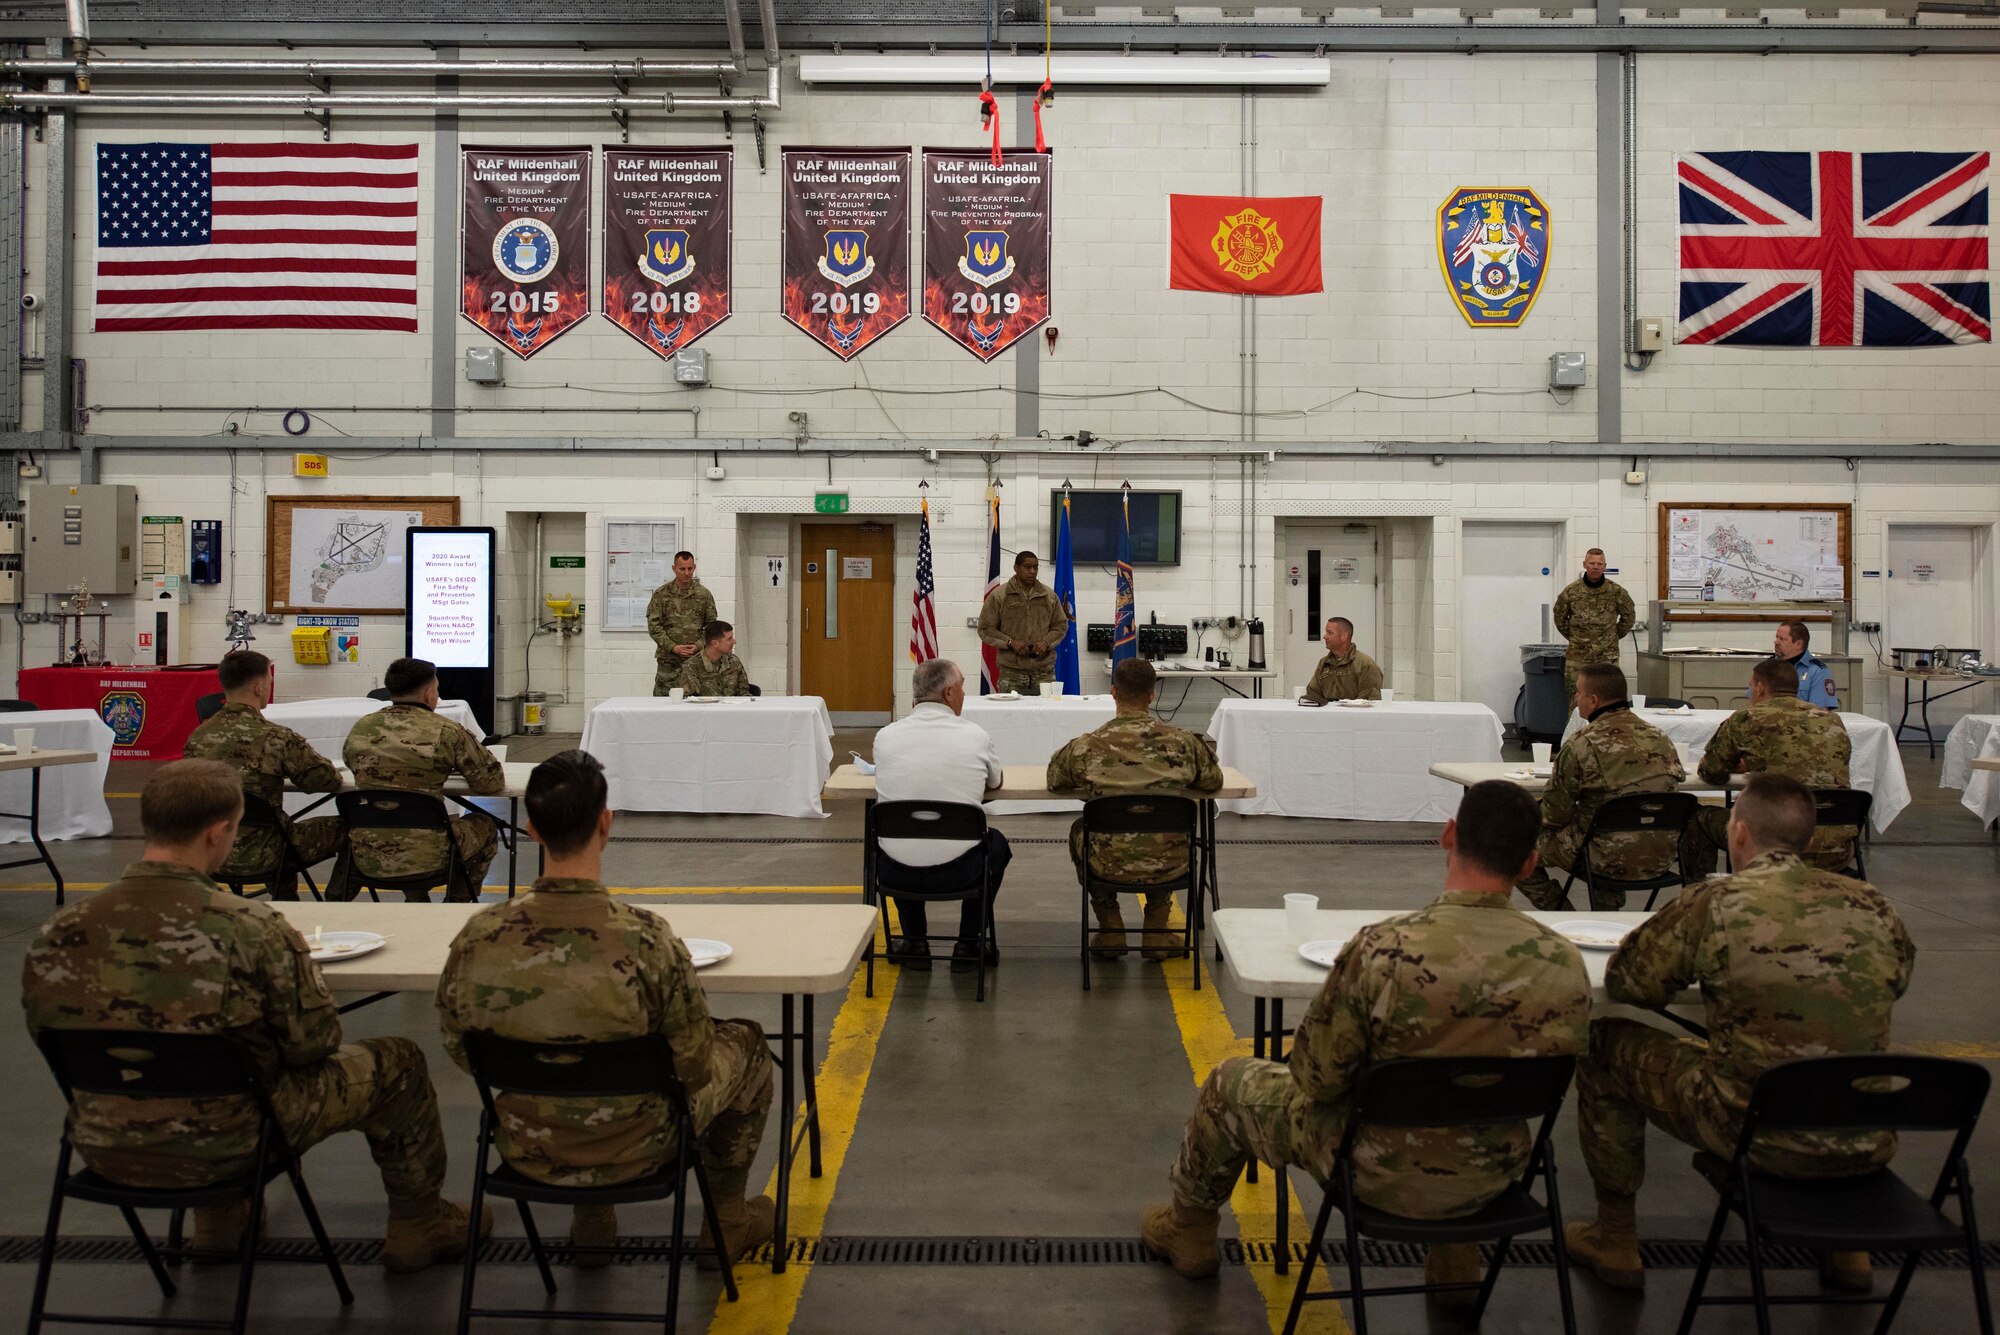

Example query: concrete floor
[0,731,1994,1333]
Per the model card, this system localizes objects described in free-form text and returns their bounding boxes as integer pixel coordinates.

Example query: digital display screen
[1052,490,1182,566]
[407,528,494,668]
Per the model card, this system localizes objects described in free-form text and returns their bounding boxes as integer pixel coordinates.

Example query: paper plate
[987,692,1021,701]
[686,696,722,704]
[1335,699,1373,708]
[1298,938,1347,968]
[685,938,733,969]
[308,930,386,963]
[1555,919,1631,951]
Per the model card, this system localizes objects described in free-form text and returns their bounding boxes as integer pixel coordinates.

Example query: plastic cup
[487,744,508,766]
[1046,681,1064,698]
[12,727,31,756]
[1531,742,1553,767]
[1285,893,1319,941]
[1379,688,1395,702]
[1632,693,1648,710]
[669,687,685,701]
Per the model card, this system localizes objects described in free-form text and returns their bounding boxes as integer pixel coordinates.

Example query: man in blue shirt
[1774,620,1839,708]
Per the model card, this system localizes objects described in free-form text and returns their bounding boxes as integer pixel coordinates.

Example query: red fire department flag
[1168,194,1323,296]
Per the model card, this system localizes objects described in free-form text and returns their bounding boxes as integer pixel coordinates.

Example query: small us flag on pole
[911,491,940,663]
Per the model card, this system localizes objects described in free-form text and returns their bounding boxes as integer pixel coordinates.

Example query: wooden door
[800,522,895,716]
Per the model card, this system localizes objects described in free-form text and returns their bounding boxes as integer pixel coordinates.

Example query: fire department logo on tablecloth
[99,691,145,747]
[1437,187,1551,328]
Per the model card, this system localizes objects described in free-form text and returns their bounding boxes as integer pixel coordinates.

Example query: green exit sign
[813,491,850,515]
[549,556,584,569]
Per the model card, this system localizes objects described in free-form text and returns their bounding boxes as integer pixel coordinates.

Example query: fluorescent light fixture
[797,53,1330,88]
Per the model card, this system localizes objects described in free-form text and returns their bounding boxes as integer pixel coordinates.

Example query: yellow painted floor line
[1159,907,1351,1335]
[1908,1040,2000,1059]
[704,925,900,1335]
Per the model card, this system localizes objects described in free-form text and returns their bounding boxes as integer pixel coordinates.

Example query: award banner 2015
[603,147,733,359]
[781,147,912,361]
[922,149,1052,362]
[461,147,591,358]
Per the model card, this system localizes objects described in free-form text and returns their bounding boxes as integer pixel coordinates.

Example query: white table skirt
[960,696,1117,814]
[266,697,483,816]
[1941,715,2000,827]
[1210,699,1505,822]
[0,709,113,843]
[1564,707,1909,833]
[581,695,835,818]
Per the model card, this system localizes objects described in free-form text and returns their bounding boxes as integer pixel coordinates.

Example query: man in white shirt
[871,658,1011,972]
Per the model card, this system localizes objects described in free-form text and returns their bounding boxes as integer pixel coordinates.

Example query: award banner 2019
[461,147,591,358]
[922,149,1052,362]
[781,147,911,361]
[603,148,733,359]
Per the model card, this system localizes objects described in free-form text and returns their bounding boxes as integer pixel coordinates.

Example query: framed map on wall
[266,495,462,615]
[1657,502,1852,611]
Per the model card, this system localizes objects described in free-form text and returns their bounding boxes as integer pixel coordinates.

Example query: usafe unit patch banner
[921,148,1052,362]
[1168,193,1323,296]
[94,142,419,332]
[603,147,733,359]
[782,147,913,360]
[1437,187,1551,328]
[1677,150,1989,347]
[461,147,592,358]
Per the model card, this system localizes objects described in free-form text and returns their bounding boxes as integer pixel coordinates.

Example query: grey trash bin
[1516,643,1568,742]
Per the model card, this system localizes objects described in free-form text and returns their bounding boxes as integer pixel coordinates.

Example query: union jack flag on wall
[1677,150,1989,347]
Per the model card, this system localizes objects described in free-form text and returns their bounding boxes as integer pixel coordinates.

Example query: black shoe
[890,937,931,971]
[951,942,980,973]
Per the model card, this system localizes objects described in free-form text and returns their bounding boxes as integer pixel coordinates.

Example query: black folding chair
[214,792,325,903]
[454,1031,739,1335]
[365,688,393,702]
[194,692,226,724]
[333,789,470,903]
[1677,1054,1991,1335]
[26,1029,352,1335]
[867,800,996,1002]
[1564,791,1700,911]
[1077,794,1202,991]
[1646,696,1693,711]
[1811,788,1873,880]
[0,698,40,713]
[1285,1056,1579,1335]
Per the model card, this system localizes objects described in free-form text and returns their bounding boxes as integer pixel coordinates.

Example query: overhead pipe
[722,0,746,74]
[62,0,86,45]
[1,56,744,78]
[758,0,780,65]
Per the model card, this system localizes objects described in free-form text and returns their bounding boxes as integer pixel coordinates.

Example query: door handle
[1289,609,1294,635]
[804,607,811,633]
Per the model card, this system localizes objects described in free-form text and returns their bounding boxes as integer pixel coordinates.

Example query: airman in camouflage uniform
[1143,780,1590,1292]
[978,551,1070,693]
[20,759,477,1271]
[1302,616,1383,703]
[1048,659,1222,960]
[1517,665,1684,911]
[647,551,718,696]
[341,658,504,902]
[1566,773,1913,1294]
[182,650,343,900]
[677,619,751,697]
[1681,658,1854,879]
[435,751,774,1267]
[1553,549,1636,706]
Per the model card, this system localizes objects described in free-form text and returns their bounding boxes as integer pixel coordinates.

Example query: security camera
[21,293,40,311]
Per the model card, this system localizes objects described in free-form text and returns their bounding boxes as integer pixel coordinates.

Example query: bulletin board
[602,517,685,632]
[1657,502,1852,612]
[266,495,461,615]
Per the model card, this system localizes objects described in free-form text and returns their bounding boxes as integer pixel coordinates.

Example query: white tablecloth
[1210,699,1505,821]
[265,697,484,816]
[960,695,1117,814]
[0,709,114,843]
[1564,707,1909,833]
[581,696,835,818]
[1940,714,2000,826]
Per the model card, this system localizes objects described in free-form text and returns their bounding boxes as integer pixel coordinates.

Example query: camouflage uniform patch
[1048,712,1223,910]
[1577,851,1915,1196]
[183,701,345,898]
[1302,648,1383,703]
[21,861,446,1204]
[1517,703,1684,911]
[340,702,504,901]
[1170,892,1590,1218]
[977,579,1069,687]
[647,580,717,696]
[436,878,773,1187]
[1681,695,1854,879]
[1553,576,1636,703]
[676,650,751,698]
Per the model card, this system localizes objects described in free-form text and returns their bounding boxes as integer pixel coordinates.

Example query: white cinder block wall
[9,51,2000,734]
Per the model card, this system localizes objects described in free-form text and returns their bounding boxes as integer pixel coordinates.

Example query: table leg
[774,992,794,1275]
[1922,682,1937,760]
[31,767,62,906]
[506,797,520,898]
[1272,996,1287,1275]
[804,993,823,1178]
[1247,998,1264,1186]
[1896,676,1918,746]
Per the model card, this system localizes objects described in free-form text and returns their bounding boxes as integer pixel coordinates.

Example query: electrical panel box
[25,484,139,594]
[0,571,18,605]
[0,520,19,555]
[464,347,504,384]
[674,348,710,386]
[1634,317,1665,352]
[1548,351,1587,388]
[190,520,222,585]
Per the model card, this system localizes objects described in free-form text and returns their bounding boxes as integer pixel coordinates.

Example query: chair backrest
[1746,1055,1990,1136]
[748,683,762,697]
[1081,793,1199,837]
[1588,791,1699,837]
[872,800,987,844]
[461,1031,686,1102]
[236,790,287,832]
[365,688,393,702]
[335,788,452,832]
[1349,1055,1577,1131]
[1812,788,1873,829]
[36,1028,262,1102]
[0,698,39,713]
[195,692,225,723]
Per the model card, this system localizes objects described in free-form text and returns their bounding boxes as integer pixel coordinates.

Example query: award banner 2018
[461,147,591,358]
[782,147,911,361]
[922,149,1052,362]
[603,148,733,359]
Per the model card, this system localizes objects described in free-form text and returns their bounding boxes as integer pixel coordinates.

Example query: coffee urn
[1246,617,1266,670]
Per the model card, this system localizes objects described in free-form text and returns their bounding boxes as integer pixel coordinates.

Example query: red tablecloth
[17,664,260,759]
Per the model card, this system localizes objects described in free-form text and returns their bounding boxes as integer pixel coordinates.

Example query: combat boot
[1141,898,1177,960]
[1564,1190,1643,1291]
[382,1197,492,1274]
[1140,1200,1220,1279]
[571,1203,618,1269]
[1423,1241,1484,1307]
[190,1200,252,1261]
[697,1169,775,1271]
[1091,903,1129,959]
[1821,1250,1873,1293]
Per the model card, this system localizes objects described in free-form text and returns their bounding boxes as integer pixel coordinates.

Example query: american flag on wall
[1677,150,1990,347]
[911,493,940,664]
[94,142,420,333]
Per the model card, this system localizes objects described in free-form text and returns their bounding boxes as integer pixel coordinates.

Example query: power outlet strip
[1854,621,1882,633]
